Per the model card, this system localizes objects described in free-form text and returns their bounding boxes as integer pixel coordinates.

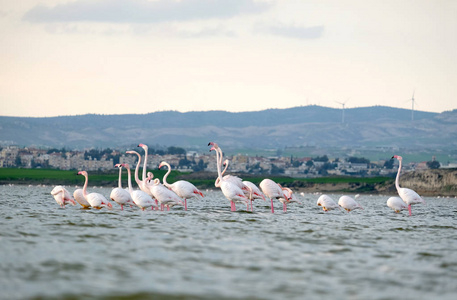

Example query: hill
[1,106,456,152]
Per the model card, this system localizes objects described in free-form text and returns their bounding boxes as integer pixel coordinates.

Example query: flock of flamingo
[50,142,426,216]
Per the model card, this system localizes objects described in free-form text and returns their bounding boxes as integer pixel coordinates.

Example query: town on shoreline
[0,145,446,178]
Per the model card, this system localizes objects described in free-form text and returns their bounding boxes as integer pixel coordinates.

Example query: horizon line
[0,104,451,118]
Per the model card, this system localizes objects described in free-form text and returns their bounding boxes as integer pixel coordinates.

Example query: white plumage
[387,196,408,213]
[338,195,363,212]
[77,171,112,209]
[317,194,339,211]
[50,185,76,207]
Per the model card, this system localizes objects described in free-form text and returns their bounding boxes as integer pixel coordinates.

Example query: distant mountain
[1,106,456,151]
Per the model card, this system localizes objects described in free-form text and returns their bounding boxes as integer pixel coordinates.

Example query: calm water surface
[0,185,456,300]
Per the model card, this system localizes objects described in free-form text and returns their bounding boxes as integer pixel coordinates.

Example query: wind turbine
[335,99,349,123]
[409,90,416,121]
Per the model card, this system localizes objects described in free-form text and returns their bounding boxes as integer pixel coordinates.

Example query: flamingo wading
[392,155,425,216]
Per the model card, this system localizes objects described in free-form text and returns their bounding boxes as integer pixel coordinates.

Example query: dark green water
[1,185,456,300]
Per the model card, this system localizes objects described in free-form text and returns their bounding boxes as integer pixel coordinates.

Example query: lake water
[0,185,456,300]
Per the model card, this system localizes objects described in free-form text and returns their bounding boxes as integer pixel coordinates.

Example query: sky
[1,0,456,117]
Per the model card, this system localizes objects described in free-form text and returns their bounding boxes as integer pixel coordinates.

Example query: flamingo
[73,188,91,209]
[158,161,204,211]
[109,164,134,210]
[50,186,76,207]
[278,186,301,212]
[210,142,250,195]
[147,178,184,211]
[338,195,363,212]
[259,178,287,213]
[77,171,112,209]
[392,155,426,216]
[126,150,157,207]
[242,180,266,211]
[387,196,408,213]
[122,163,156,211]
[209,142,248,211]
[317,194,339,211]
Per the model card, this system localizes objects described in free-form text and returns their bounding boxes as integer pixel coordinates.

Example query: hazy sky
[1,0,456,117]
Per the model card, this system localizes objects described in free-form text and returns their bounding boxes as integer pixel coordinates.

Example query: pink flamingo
[278,185,301,212]
[126,150,158,208]
[77,171,112,209]
[159,161,204,211]
[242,180,266,211]
[123,163,156,211]
[109,164,134,210]
[210,142,250,195]
[317,194,339,212]
[259,178,287,213]
[387,196,408,213]
[209,142,248,211]
[147,178,184,211]
[73,188,91,209]
[338,195,363,212]
[392,155,425,216]
[50,186,76,207]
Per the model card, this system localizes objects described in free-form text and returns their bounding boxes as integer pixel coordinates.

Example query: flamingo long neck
[117,166,122,188]
[82,173,89,197]
[214,147,222,187]
[125,166,133,194]
[395,158,402,192]
[162,163,171,188]
[131,152,143,188]
[142,146,148,182]
[221,160,229,177]
[217,147,224,171]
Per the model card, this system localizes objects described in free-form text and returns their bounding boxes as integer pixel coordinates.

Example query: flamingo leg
[184,199,188,211]
[250,200,253,211]
[408,204,412,216]
[167,206,170,211]
[120,204,124,210]
[270,198,275,214]
[283,203,287,212]
[231,201,236,211]
[161,203,164,211]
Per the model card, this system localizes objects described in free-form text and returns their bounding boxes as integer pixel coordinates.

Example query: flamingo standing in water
[209,142,248,211]
[147,178,184,211]
[387,196,408,213]
[123,163,156,211]
[110,164,134,210]
[242,180,265,211]
[158,161,204,211]
[338,195,363,212]
[278,186,301,212]
[317,194,339,212]
[77,171,112,209]
[50,186,76,207]
[259,178,287,213]
[392,155,425,216]
[210,142,250,195]
[73,188,90,209]
[126,150,157,208]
